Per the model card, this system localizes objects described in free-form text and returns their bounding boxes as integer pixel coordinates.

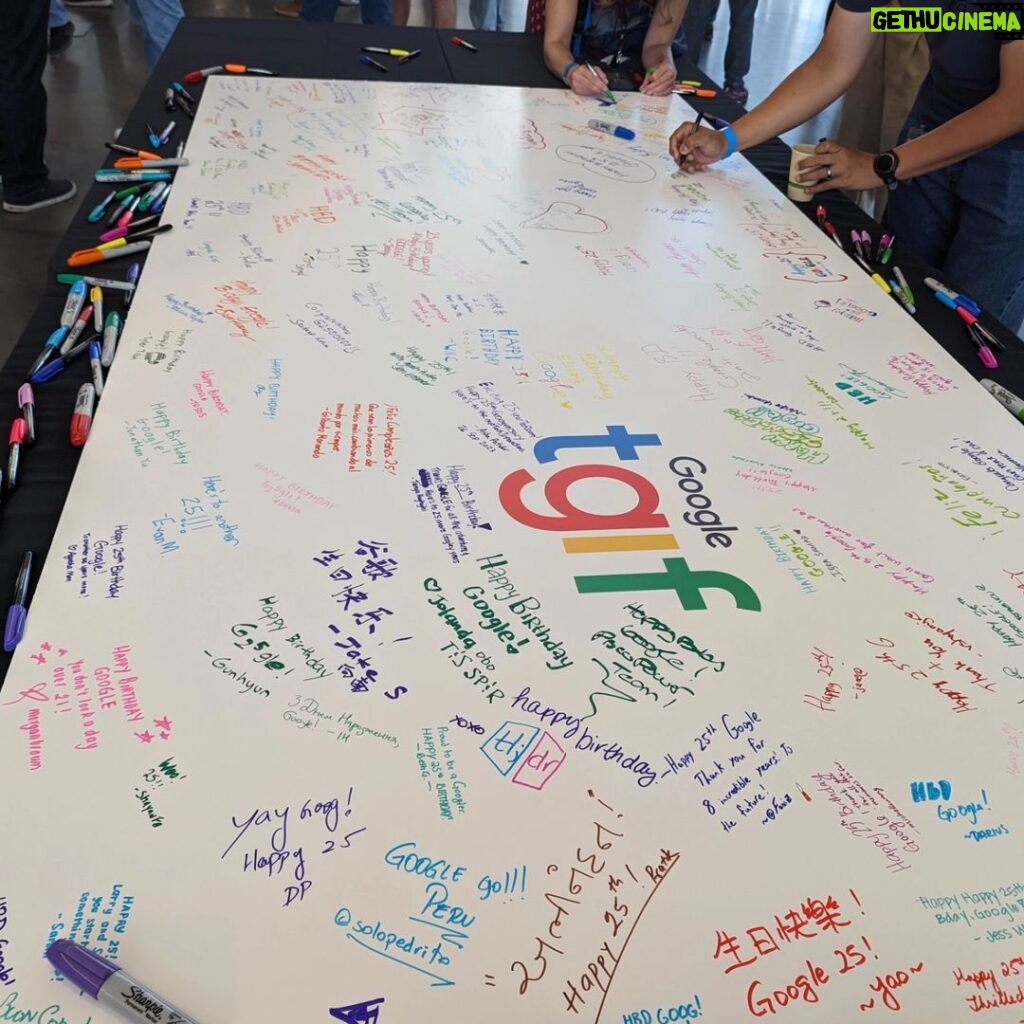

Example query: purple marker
[18,383,36,444]
[124,262,141,309]
[47,940,203,1024]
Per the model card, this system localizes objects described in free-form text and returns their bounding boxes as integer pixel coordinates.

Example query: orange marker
[113,157,188,170]
[67,241,152,268]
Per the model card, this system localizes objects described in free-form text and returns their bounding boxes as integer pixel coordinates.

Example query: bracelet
[721,124,739,159]
[561,60,578,85]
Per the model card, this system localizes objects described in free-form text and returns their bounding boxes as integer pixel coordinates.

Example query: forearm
[895,94,1024,179]
[642,40,672,69]
[544,40,575,79]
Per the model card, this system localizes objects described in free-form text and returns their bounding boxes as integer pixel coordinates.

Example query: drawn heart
[520,202,608,234]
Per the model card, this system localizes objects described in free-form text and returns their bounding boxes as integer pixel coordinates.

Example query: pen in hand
[585,62,616,104]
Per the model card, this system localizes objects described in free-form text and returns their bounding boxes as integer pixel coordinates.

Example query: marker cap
[30,360,66,385]
[9,419,26,445]
[46,941,118,998]
[3,605,26,652]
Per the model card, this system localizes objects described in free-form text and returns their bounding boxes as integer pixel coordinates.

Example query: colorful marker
[183,65,224,83]
[70,383,96,447]
[101,311,122,368]
[18,384,35,445]
[67,241,151,268]
[124,263,141,309]
[106,142,162,161]
[99,214,160,243]
[87,190,118,223]
[362,46,410,56]
[57,274,136,293]
[60,303,94,355]
[3,551,33,653]
[451,35,478,50]
[159,121,176,145]
[360,55,388,72]
[398,49,422,63]
[587,119,635,140]
[981,379,1024,422]
[6,419,26,495]
[888,279,915,315]
[94,171,172,184]
[113,157,189,170]
[90,285,104,331]
[26,327,67,380]
[892,265,914,306]
[29,338,92,385]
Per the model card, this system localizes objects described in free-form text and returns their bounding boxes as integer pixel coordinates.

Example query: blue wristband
[721,124,739,159]
[561,60,578,85]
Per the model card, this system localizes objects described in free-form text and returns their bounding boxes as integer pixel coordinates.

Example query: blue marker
[29,338,92,385]
[124,263,141,309]
[587,119,635,141]
[87,191,118,223]
[3,551,33,653]
[26,326,69,380]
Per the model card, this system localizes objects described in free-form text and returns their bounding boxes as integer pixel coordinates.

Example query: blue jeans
[888,111,1024,334]
[127,0,183,68]
[683,0,758,90]
[49,0,71,29]
[470,0,503,31]
[301,0,392,23]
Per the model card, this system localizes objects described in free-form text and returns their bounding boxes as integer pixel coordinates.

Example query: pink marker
[17,383,35,444]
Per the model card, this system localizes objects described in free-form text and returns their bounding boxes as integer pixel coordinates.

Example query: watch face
[876,153,896,175]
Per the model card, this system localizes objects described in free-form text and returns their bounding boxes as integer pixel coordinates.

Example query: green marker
[585,62,617,104]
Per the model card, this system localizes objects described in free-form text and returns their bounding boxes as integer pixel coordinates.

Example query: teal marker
[87,191,117,223]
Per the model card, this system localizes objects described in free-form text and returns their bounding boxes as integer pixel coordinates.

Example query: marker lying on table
[164,86,176,111]
[3,551,33,653]
[173,81,198,104]
[100,213,161,243]
[116,195,141,230]
[360,54,388,72]
[138,181,169,213]
[225,63,275,75]
[26,328,68,380]
[102,311,122,368]
[60,279,88,328]
[89,340,105,397]
[451,35,477,50]
[125,263,142,308]
[674,86,718,97]
[982,380,1024,423]
[88,190,118,223]
[60,303,94,355]
[57,273,136,293]
[183,64,224,82]
[814,205,843,249]
[6,419,26,495]
[159,120,176,146]
[878,234,895,264]
[48,941,203,1024]
[106,142,162,161]
[175,94,196,119]
[956,305,1005,351]
[887,279,915,315]
[30,338,93,385]
[91,285,104,331]
[17,384,35,445]
[892,265,914,306]
[587,118,635,141]
[398,49,422,63]
[98,224,172,251]
[67,241,151,268]
[969,328,998,369]
[95,171,172,184]
[113,157,189,170]
[875,232,890,263]
[362,46,410,56]
[146,121,161,148]
[924,276,981,316]
[70,384,97,448]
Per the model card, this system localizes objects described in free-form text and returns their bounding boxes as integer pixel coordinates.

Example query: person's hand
[669,122,728,171]
[640,60,676,96]
[799,140,883,194]
[568,63,609,97]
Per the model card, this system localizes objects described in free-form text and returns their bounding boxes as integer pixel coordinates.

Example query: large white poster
[2,78,1023,1024]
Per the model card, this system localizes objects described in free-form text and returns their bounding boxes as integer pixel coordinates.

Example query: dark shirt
[573,0,657,63]
[837,0,1023,147]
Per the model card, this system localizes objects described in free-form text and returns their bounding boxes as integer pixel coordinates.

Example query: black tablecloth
[1,17,1021,683]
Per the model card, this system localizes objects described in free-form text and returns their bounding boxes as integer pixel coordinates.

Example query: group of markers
[358,36,478,72]
[815,203,1007,370]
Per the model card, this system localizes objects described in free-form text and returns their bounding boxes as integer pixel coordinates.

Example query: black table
[1,17,1021,685]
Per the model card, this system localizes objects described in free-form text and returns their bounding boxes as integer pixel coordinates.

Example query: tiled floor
[0,0,839,363]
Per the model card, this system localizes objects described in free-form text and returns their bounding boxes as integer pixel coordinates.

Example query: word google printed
[2,78,1024,1024]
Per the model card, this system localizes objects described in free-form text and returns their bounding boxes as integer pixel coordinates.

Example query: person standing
[670,2,1024,333]
[1,0,77,213]
[681,0,759,103]
[392,0,454,30]
[274,0,389,25]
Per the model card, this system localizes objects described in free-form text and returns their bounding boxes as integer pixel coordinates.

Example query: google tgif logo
[498,425,763,613]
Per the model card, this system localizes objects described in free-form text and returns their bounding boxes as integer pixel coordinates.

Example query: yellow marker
[870,273,892,294]
[678,79,702,86]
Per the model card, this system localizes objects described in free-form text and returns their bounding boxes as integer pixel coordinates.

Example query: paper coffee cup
[787,143,818,203]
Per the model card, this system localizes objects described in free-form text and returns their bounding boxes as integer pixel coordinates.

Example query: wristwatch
[873,149,900,191]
